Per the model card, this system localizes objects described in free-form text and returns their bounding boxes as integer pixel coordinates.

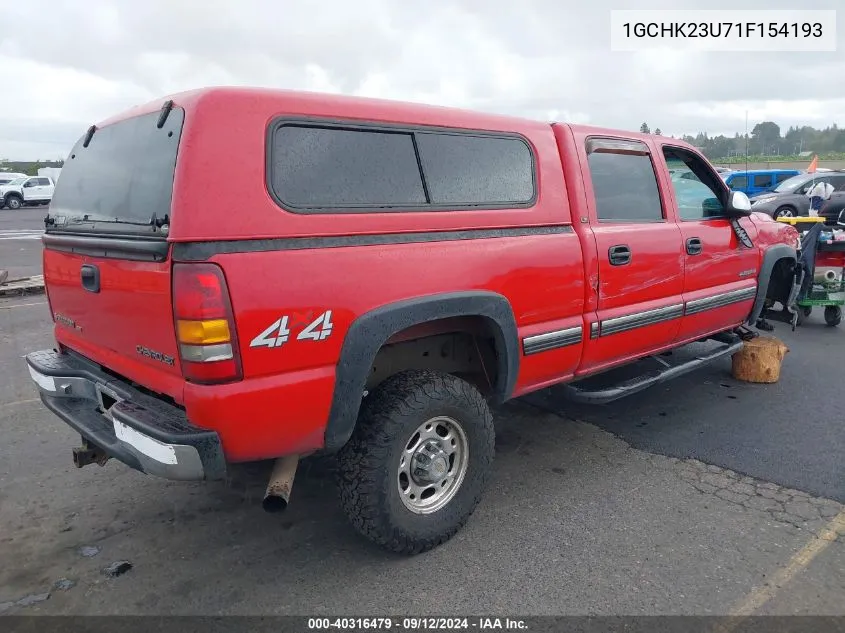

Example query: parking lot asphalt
[0,208,843,616]
[0,207,46,279]
[525,317,845,504]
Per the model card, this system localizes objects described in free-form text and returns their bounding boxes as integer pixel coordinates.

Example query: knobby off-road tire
[337,370,495,554]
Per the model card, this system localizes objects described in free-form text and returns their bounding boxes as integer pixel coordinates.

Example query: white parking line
[0,230,44,241]
[0,301,47,310]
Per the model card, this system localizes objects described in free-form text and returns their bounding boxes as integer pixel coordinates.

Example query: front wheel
[773,206,796,219]
[824,306,842,327]
[337,370,495,554]
[5,196,21,210]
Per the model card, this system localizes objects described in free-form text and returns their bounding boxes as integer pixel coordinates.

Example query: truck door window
[753,174,773,188]
[663,147,726,220]
[586,139,664,222]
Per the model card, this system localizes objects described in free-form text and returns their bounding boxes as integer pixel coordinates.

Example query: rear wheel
[337,370,495,554]
[824,306,842,327]
[773,206,795,219]
[5,196,21,210]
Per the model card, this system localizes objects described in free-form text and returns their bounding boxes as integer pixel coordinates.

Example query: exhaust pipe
[262,454,299,512]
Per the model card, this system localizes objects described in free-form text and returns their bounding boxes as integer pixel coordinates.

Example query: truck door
[33,178,51,201]
[21,178,38,202]
[658,144,759,343]
[575,135,685,375]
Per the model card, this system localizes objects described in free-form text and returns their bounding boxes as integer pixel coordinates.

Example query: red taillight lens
[174,266,228,320]
[172,263,242,384]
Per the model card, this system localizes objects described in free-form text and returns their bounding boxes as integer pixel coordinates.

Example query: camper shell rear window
[47,108,184,235]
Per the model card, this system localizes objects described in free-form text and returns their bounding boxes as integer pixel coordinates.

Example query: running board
[560,333,744,404]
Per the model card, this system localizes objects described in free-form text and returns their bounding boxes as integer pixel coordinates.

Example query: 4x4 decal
[250,311,334,349]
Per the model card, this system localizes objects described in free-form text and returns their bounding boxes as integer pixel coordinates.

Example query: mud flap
[760,262,805,332]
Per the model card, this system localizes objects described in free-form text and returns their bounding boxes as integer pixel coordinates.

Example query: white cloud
[0,0,842,159]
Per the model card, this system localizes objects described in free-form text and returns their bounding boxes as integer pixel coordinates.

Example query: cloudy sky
[1,0,842,161]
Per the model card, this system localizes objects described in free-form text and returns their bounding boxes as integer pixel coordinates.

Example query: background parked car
[749,170,845,219]
[723,169,800,197]
[0,176,55,210]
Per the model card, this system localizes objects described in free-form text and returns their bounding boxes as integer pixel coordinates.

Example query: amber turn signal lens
[176,318,231,345]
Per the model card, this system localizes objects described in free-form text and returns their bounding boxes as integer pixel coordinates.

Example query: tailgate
[42,105,185,400]
[44,250,182,380]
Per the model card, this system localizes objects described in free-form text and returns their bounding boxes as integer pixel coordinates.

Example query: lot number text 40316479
[307,617,528,630]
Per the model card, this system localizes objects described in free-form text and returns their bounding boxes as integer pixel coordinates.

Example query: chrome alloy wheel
[397,415,469,514]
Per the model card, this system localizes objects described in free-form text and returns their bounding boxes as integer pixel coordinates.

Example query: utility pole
[745,110,749,174]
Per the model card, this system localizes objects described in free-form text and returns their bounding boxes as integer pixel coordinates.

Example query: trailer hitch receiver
[72,438,110,468]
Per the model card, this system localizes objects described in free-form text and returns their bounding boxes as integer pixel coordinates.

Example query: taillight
[172,263,242,384]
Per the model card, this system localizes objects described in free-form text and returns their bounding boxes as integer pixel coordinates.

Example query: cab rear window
[48,108,184,233]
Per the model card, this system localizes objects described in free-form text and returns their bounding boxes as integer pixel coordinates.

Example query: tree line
[638,121,845,161]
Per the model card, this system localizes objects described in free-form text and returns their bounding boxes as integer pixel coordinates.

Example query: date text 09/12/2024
[307,618,528,630]
[621,22,824,39]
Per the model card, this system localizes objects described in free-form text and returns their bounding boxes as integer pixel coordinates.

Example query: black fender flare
[323,291,520,452]
[746,244,798,325]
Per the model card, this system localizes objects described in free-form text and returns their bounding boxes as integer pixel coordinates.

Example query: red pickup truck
[26,87,801,554]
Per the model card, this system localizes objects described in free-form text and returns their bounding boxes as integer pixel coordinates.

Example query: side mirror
[23,181,33,188]
[727,190,752,217]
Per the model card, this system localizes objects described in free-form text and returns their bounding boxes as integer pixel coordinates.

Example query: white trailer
[38,167,62,182]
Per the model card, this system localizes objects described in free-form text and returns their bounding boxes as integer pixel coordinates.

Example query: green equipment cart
[777,217,845,327]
